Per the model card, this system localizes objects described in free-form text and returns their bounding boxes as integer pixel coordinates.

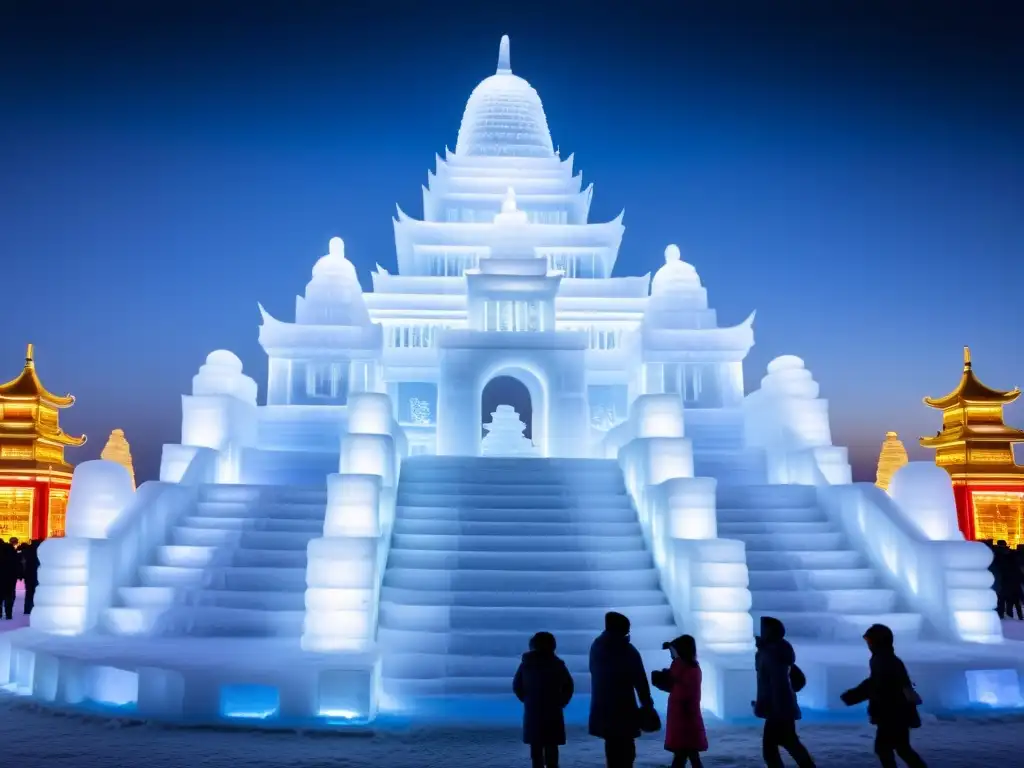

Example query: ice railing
[32,447,218,636]
[302,392,407,655]
[602,394,754,654]
[794,451,1001,644]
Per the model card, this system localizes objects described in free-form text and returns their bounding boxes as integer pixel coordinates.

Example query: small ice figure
[481,405,536,457]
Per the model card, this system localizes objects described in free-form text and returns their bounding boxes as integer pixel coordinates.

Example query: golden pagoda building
[0,344,86,541]
[101,428,136,490]
[875,431,909,492]
[920,346,1024,545]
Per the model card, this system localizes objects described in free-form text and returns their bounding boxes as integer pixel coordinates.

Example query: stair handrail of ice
[802,453,1001,644]
[602,394,755,654]
[302,392,407,654]
[31,447,218,636]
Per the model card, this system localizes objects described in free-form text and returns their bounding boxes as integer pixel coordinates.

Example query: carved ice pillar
[169,350,258,484]
[303,393,397,655]
[743,355,851,485]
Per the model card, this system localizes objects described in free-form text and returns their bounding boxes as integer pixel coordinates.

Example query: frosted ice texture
[480,404,537,456]
[889,461,964,541]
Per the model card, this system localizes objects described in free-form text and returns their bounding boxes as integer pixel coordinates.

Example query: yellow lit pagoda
[875,431,908,492]
[0,344,86,541]
[101,428,136,490]
[920,346,1024,545]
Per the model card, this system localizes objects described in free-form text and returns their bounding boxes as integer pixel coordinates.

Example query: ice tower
[5,34,1022,728]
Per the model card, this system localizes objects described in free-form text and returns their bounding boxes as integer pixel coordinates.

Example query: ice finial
[328,236,345,260]
[963,345,972,370]
[497,35,511,74]
[502,187,518,213]
[665,244,681,263]
[25,343,34,367]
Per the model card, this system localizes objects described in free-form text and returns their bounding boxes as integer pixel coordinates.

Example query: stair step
[396,493,633,509]
[716,521,835,536]
[140,565,308,591]
[392,519,643,537]
[119,586,306,611]
[379,586,669,608]
[750,611,923,641]
[747,568,880,591]
[193,501,326,521]
[198,484,326,504]
[750,588,898,613]
[386,549,652,572]
[382,676,594,697]
[382,567,662,592]
[746,550,863,570]
[379,625,675,656]
[103,605,304,638]
[379,603,674,633]
[390,533,647,553]
[155,545,308,569]
[384,652,592,679]
[171,527,317,550]
[181,516,324,533]
[716,485,817,508]
[396,507,637,524]
[397,480,627,494]
[715,507,826,523]
[729,532,847,551]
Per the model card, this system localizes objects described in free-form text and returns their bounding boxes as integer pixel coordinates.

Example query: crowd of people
[0,536,40,620]
[988,540,1023,620]
[513,611,927,768]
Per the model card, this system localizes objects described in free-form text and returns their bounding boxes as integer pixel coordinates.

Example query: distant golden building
[0,344,86,540]
[921,347,1024,545]
[875,431,908,492]
[101,428,136,490]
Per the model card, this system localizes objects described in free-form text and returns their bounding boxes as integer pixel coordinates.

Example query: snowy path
[2,700,1023,768]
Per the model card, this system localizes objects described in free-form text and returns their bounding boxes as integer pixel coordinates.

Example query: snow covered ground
[1,697,1023,768]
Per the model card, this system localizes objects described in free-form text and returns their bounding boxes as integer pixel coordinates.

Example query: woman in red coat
[661,634,708,767]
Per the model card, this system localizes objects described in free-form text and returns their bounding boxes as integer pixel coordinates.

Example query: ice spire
[101,428,136,490]
[497,35,511,74]
[502,186,517,213]
[495,187,528,225]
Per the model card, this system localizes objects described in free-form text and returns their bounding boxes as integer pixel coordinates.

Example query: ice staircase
[379,456,678,703]
[103,484,327,638]
[714,483,924,641]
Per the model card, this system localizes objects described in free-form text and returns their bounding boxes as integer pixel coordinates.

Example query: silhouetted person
[653,634,707,767]
[513,631,574,768]
[841,624,927,768]
[21,540,40,615]
[589,611,655,768]
[993,540,1023,620]
[754,616,816,768]
[0,539,19,620]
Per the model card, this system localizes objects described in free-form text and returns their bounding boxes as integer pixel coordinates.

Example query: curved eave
[0,369,76,407]
[49,430,87,447]
[923,371,1021,409]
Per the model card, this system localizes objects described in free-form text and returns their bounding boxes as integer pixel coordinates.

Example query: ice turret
[180,350,259,452]
[497,34,511,74]
[296,237,370,326]
[493,187,529,226]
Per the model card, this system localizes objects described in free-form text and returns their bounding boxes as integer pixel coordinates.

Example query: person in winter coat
[20,540,40,615]
[840,624,927,768]
[589,611,655,768]
[513,631,575,768]
[0,538,19,620]
[754,616,816,768]
[657,634,707,767]
[993,541,1023,620]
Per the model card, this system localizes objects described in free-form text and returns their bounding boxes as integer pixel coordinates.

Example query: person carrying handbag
[840,624,927,768]
[652,634,708,767]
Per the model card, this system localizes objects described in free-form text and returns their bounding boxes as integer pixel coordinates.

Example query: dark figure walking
[753,616,816,768]
[21,540,40,615]
[0,538,20,620]
[513,631,575,768]
[589,611,655,768]
[652,634,707,767]
[841,624,927,768]
[993,540,1023,620]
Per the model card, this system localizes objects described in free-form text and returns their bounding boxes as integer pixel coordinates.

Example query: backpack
[789,663,807,693]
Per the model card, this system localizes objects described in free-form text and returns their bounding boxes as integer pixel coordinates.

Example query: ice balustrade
[31,448,218,636]
[603,394,754,654]
[744,355,1001,644]
[302,392,407,656]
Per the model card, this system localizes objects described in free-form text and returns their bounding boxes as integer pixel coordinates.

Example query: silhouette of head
[759,616,786,642]
[663,634,697,663]
[997,540,1008,548]
[529,631,557,653]
[863,623,895,652]
[605,611,631,636]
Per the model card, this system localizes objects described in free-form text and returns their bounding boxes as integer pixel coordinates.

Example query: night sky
[1,1,1022,482]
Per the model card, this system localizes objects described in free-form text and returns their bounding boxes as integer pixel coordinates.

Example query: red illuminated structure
[920,346,1024,545]
[0,344,86,541]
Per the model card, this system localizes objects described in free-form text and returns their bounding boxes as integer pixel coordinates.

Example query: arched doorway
[480,375,534,443]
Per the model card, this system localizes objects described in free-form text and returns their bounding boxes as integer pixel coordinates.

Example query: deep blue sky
[1,1,1022,482]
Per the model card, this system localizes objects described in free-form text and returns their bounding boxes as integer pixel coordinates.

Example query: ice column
[743,355,851,484]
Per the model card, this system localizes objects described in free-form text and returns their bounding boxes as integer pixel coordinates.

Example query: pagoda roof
[924,346,1020,409]
[0,344,76,407]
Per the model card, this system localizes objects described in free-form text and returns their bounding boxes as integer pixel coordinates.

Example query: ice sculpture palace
[5,35,1023,727]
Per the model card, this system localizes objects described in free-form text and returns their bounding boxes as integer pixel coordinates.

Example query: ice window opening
[220,684,281,720]
[306,362,345,399]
